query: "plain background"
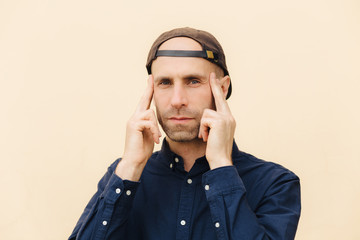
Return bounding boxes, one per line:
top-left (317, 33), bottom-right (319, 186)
top-left (1, 0), bottom-right (359, 239)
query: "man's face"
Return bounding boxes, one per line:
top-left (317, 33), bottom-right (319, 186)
top-left (151, 37), bottom-right (220, 142)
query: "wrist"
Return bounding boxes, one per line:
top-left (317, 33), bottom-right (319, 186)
top-left (115, 158), bottom-right (146, 181)
top-left (208, 158), bottom-right (233, 170)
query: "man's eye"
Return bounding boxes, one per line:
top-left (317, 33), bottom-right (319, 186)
top-left (189, 79), bottom-right (200, 85)
top-left (159, 80), bottom-right (171, 85)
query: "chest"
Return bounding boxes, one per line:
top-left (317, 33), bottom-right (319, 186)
top-left (128, 171), bottom-right (218, 240)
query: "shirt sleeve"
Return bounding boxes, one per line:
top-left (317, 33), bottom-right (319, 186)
top-left (68, 159), bottom-right (140, 240)
top-left (202, 166), bottom-right (301, 240)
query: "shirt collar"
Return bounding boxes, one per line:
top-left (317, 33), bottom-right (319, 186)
top-left (159, 139), bottom-right (185, 172)
top-left (158, 138), bottom-right (241, 174)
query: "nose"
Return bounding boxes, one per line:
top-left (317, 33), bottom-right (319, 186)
top-left (170, 83), bottom-right (188, 109)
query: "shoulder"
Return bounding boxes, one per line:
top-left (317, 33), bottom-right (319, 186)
top-left (233, 149), bottom-right (299, 181)
top-left (232, 150), bottom-right (300, 210)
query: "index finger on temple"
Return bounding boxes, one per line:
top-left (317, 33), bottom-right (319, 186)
top-left (136, 75), bottom-right (154, 112)
top-left (209, 72), bottom-right (230, 113)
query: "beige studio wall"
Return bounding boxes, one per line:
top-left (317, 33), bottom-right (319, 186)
top-left (1, 0), bottom-right (359, 239)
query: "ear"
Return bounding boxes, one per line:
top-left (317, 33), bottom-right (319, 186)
top-left (220, 76), bottom-right (231, 99)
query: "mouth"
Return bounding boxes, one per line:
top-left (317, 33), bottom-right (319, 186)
top-left (168, 116), bottom-right (194, 124)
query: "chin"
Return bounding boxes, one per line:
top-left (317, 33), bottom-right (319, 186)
top-left (165, 131), bottom-right (199, 143)
top-left (161, 120), bottom-right (200, 143)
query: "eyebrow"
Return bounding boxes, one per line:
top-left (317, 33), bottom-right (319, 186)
top-left (183, 74), bottom-right (207, 81)
top-left (154, 73), bottom-right (207, 82)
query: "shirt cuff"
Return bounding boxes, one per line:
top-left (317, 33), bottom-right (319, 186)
top-left (102, 172), bottom-right (140, 205)
top-left (202, 166), bottom-right (246, 198)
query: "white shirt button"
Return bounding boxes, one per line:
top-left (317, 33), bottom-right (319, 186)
top-left (102, 220), bottom-right (108, 226)
top-left (174, 157), bottom-right (179, 163)
top-left (126, 190), bottom-right (131, 196)
top-left (115, 188), bottom-right (121, 194)
top-left (215, 222), bottom-right (220, 228)
top-left (180, 220), bottom-right (186, 226)
top-left (187, 179), bottom-right (192, 184)
top-left (205, 184), bottom-right (210, 191)
top-left (170, 163), bottom-right (173, 168)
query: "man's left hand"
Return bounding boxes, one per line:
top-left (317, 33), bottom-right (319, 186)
top-left (198, 72), bottom-right (236, 170)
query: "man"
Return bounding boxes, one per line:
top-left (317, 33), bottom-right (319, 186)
top-left (69, 27), bottom-right (301, 240)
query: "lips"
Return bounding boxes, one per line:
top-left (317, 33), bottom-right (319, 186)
top-left (168, 116), bottom-right (194, 123)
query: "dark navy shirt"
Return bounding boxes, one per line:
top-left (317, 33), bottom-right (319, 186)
top-left (69, 141), bottom-right (301, 239)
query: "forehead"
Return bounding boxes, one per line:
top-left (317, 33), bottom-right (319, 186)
top-left (152, 57), bottom-right (213, 81)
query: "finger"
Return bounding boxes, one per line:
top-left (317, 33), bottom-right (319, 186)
top-left (130, 109), bottom-right (162, 140)
top-left (200, 118), bottom-right (214, 142)
top-left (198, 109), bottom-right (215, 141)
top-left (137, 120), bottom-right (161, 144)
top-left (198, 122), bottom-right (209, 142)
top-left (201, 108), bottom-right (219, 118)
top-left (198, 127), bottom-right (203, 140)
top-left (209, 72), bottom-right (230, 113)
top-left (199, 115), bottom-right (214, 142)
top-left (135, 75), bottom-right (154, 113)
top-left (139, 109), bottom-right (162, 138)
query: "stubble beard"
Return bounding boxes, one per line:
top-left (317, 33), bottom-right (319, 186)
top-left (156, 108), bottom-right (201, 142)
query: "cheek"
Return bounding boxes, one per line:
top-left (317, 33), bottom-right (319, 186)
top-left (153, 94), bottom-right (160, 110)
top-left (153, 90), bottom-right (166, 111)
top-left (195, 85), bottom-right (214, 108)
top-left (153, 87), bottom-right (174, 104)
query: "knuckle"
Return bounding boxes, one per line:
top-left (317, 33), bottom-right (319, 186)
top-left (145, 109), bottom-right (153, 114)
top-left (203, 109), bottom-right (210, 115)
top-left (145, 109), bottom-right (155, 117)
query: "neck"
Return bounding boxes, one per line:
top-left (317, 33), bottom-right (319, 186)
top-left (166, 137), bottom-right (207, 172)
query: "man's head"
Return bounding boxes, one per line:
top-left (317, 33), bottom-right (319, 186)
top-left (146, 27), bottom-right (231, 99)
top-left (146, 27), bottom-right (231, 142)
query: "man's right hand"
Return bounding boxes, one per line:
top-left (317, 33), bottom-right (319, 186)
top-left (115, 76), bottom-right (161, 181)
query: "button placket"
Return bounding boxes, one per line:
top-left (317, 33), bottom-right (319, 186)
top-left (175, 174), bottom-right (196, 239)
